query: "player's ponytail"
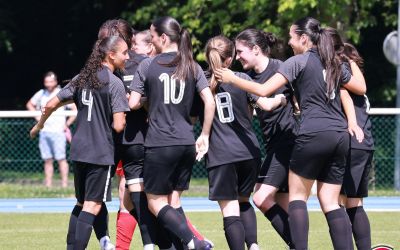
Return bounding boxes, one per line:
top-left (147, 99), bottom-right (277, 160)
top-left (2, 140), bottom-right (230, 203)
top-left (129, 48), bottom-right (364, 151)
top-left (152, 16), bottom-right (197, 81)
top-left (205, 36), bottom-right (235, 92)
top-left (235, 28), bottom-right (278, 57)
top-left (292, 17), bottom-right (341, 101)
top-left (71, 36), bottom-right (126, 89)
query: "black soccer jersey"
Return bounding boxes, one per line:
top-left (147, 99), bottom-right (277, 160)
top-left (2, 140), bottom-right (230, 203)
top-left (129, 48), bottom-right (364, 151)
top-left (115, 50), bottom-right (148, 145)
top-left (57, 66), bottom-right (130, 165)
top-left (130, 52), bottom-right (209, 147)
top-left (199, 72), bottom-right (261, 168)
top-left (247, 58), bottom-right (296, 149)
top-left (342, 63), bottom-right (374, 150)
top-left (278, 48), bottom-right (348, 135)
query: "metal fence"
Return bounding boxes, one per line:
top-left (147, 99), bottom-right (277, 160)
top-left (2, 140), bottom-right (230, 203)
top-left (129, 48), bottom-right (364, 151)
top-left (0, 110), bottom-right (399, 195)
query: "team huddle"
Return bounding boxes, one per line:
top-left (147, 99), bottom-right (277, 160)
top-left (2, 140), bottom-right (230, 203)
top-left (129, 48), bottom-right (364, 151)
top-left (30, 15), bottom-right (374, 250)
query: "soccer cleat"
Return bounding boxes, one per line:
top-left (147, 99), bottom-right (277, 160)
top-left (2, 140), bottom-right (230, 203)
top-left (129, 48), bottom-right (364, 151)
top-left (194, 239), bottom-right (213, 250)
top-left (249, 243), bottom-right (260, 250)
top-left (100, 236), bottom-right (116, 250)
top-left (203, 238), bottom-right (214, 248)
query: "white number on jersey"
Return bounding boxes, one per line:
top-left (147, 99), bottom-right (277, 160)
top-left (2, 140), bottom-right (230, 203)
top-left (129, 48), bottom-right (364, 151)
top-left (159, 73), bottom-right (185, 104)
top-left (82, 89), bottom-right (93, 121)
top-left (215, 92), bottom-right (234, 123)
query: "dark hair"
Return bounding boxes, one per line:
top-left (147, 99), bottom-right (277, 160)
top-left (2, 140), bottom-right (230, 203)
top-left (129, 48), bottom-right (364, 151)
top-left (71, 36), bottom-right (126, 89)
top-left (293, 17), bottom-right (341, 100)
top-left (98, 19), bottom-right (133, 49)
top-left (44, 71), bottom-right (57, 81)
top-left (344, 43), bottom-right (364, 70)
top-left (205, 35), bottom-right (235, 91)
top-left (235, 28), bottom-right (278, 56)
top-left (152, 16), bottom-right (197, 80)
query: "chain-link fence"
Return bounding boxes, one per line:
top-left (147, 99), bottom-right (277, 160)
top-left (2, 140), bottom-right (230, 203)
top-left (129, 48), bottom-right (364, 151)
top-left (0, 111), bottom-right (399, 195)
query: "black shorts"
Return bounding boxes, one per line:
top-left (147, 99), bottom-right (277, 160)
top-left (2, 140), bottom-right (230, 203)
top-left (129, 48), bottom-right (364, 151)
top-left (73, 162), bottom-right (112, 204)
top-left (208, 158), bottom-right (261, 201)
top-left (290, 131), bottom-right (349, 184)
top-left (341, 149), bottom-right (373, 198)
top-left (144, 145), bottom-right (195, 195)
top-left (258, 143), bottom-right (293, 193)
top-left (115, 144), bottom-right (145, 185)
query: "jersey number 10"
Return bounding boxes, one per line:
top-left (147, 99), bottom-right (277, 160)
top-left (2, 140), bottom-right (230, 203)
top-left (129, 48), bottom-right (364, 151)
top-left (159, 73), bottom-right (185, 104)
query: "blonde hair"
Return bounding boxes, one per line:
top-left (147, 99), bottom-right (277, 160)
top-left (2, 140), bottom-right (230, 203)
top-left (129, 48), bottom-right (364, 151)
top-left (205, 36), bottom-right (235, 92)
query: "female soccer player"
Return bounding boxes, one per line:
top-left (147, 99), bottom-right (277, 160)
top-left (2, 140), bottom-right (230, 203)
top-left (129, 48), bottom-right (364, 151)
top-left (234, 28), bottom-right (296, 248)
top-left (215, 17), bottom-right (362, 250)
top-left (129, 16), bottom-right (215, 250)
top-left (329, 29), bottom-right (373, 250)
top-left (30, 35), bottom-right (130, 250)
top-left (202, 35), bottom-right (286, 250)
top-left (134, 29), bottom-right (157, 57)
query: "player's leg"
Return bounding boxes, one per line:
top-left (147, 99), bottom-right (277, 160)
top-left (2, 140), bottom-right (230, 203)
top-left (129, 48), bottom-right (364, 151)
top-left (287, 132), bottom-right (335, 249)
top-left (67, 162), bottom-right (84, 249)
top-left (146, 145), bottom-right (211, 250)
top-left (252, 149), bottom-right (293, 248)
top-left (317, 131), bottom-right (353, 250)
top-left (208, 163), bottom-right (245, 250)
top-left (124, 144), bottom-right (160, 249)
top-left (343, 149), bottom-right (373, 250)
top-left (75, 164), bottom-right (112, 250)
top-left (237, 158), bottom-right (260, 250)
top-left (116, 172), bottom-right (137, 250)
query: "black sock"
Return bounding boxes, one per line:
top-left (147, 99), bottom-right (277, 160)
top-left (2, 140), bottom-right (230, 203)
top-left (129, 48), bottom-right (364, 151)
top-left (157, 205), bottom-right (193, 245)
top-left (170, 207), bottom-right (187, 250)
top-left (239, 202), bottom-right (257, 248)
top-left (346, 206), bottom-right (371, 250)
top-left (223, 216), bottom-right (245, 250)
top-left (325, 208), bottom-right (354, 250)
top-left (288, 200), bottom-right (308, 250)
top-left (130, 191), bottom-right (159, 245)
top-left (264, 203), bottom-right (294, 248)
top-left (66, 205), bottom-right (82, 250)
top-left (74, 211), bottom-right (96, 250)
top-left (93, 202), bottom-right (108, 240)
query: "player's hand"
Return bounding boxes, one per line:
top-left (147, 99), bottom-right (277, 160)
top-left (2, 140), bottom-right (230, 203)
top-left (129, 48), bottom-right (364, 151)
top-left (348, 122), bottom-right (364, 143)
top-left (275, 94), bottom-right (287, 106)
top-left (214, 68), bottom-right (235, 84)
top-left (30, 124), bottom-right (43, 139)
top-left (195, 134), bottom-right (209, 161)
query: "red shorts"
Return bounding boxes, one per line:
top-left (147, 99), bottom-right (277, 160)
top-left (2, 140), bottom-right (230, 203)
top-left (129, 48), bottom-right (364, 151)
top-left (116, 160), bottom-right (125, 177)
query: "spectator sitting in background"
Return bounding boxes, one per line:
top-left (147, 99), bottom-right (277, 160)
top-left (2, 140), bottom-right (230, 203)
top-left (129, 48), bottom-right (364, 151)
top-left (26, 71), bottom-right (76, 188)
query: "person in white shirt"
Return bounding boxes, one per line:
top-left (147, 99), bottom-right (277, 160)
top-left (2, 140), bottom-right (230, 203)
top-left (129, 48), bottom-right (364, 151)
top-left (26, 71), bottom-right (76, 188)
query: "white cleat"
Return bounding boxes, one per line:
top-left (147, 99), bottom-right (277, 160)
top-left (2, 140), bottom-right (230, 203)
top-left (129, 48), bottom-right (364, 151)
top-left (249, 243), bottom-right (260, 250)
top-left (99, 236), bottom-right (116, 250)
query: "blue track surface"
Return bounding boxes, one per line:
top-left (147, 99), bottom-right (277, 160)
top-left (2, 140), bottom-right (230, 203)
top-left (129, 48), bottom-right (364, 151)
top-left (0, 196), bottom-right (399, 213)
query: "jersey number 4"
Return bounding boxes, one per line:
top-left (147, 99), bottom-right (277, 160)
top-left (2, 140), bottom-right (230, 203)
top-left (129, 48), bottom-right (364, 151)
top-left (215, 92), bottom-right (234, 123)
top-left (159, 73), bottom-right (185, 104)
top-left (82, 89), bottom-right (93, 121)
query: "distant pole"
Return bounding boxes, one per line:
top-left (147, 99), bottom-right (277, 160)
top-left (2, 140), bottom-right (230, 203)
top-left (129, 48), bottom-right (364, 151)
top-left (395, 1), bottom-right (400, 191)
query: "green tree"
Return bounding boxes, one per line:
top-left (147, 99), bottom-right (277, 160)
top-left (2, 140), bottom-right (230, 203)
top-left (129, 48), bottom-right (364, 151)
top-left (122, 0), bottom-right (398, 106)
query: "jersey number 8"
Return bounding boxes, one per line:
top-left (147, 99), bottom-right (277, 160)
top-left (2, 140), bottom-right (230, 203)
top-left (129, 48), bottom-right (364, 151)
top-left (215, 92), bottom-right (234, 123)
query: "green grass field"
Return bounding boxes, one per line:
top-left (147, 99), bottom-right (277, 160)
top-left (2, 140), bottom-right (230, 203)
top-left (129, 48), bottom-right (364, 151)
top-left (0, 211), bottom-right (398, 250)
